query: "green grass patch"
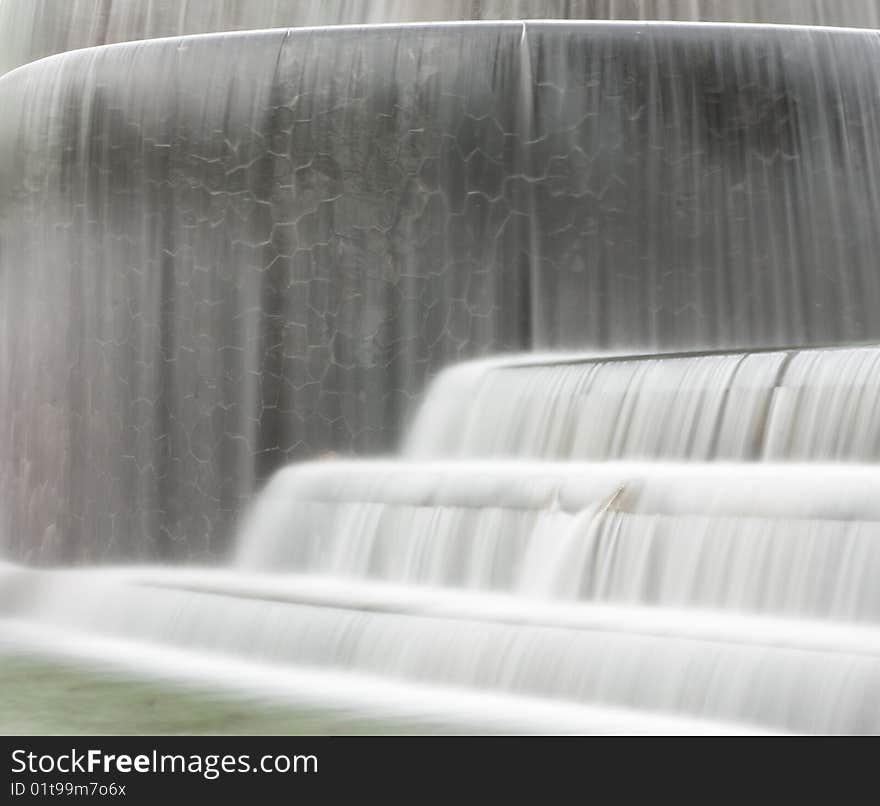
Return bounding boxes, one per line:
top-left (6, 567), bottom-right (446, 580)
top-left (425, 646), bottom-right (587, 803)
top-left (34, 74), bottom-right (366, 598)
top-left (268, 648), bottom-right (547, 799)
top-left (0, 651), bottom-right (472, 735)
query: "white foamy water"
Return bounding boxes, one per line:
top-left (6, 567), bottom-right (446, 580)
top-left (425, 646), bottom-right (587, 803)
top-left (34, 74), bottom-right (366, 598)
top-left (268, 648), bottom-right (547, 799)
top-left (236, 460), bottom-right (880, 623)
top-left (0, 563), bottom-right (877, 733)
top-left (405, 346), bottom-right (880, 461)
top-left (4, 345), bottom-right (880, 732)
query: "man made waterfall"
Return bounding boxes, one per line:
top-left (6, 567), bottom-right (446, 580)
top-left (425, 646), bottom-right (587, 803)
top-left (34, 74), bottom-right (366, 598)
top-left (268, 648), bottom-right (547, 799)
top-left (3, 344), bottom-right (880, 733)
top-left (4, 21), bottom-right (880, 562)
top-left (3, 8), bottom-right (880, 735)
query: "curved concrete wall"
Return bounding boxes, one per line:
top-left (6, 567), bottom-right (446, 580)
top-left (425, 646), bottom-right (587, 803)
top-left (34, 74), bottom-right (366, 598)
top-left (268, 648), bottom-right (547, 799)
top-left (4, 0), bottom-right (880, 74)
top-left (2, 21), bottom-right (880, 561)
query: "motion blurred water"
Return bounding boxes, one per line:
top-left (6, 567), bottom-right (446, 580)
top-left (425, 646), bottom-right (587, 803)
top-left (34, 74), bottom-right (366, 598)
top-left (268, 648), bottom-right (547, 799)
top-left (5, 344), bottom-right (880, 732)
top-left (4, 21), bottom-right (880, 561)
top-left (2, 9), bottom-right (880, 734)
top-left (407, 346), bottom-right (880, 460)
top-left (5, 0), bottom-right (880, 75)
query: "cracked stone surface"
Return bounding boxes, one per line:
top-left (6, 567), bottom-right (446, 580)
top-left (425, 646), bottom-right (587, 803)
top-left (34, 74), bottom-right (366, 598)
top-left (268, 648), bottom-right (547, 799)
top-left (2, 22), bottom-right (880, 561)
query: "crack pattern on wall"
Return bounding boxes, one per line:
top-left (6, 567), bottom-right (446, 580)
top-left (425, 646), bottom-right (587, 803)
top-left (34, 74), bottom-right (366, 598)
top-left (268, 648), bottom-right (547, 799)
top-left (2, 23), bottom-right (880, 561)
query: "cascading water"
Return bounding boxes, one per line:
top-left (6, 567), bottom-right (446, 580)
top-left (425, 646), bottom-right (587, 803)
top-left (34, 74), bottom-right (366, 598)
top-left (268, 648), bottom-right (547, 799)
top-left (5, 21), bottom-right (880, 563)
top-left (4, 343), bottom-right (880, 733)
top-left (3, 7), bottom-right (880, 735)
top-left (6, 0), bottom-right (880, 76)
top-left (406, 345), bottom-right (880, 460)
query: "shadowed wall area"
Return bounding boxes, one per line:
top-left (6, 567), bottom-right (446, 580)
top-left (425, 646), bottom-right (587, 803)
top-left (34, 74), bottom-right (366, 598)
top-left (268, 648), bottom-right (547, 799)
top-left (2, 22), bottom-right (880, 562)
